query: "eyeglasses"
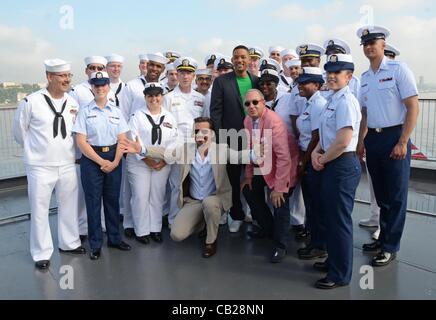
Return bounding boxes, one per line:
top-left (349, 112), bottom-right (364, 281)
top-left (197, 77), bottom-right (211, 82)
top-left (54, 73), bottom-right (74, 79)
top-left (88, 65), bottom-right (105, 71)
top-left (244, 99), bottom-right (263, 107)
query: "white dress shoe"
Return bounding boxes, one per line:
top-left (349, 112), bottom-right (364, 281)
top-left (228, 220), bottom-right (243, 233)
top-left (220, 212), bottom-right (228, 225)
top-left (372, 227), bottom-right (380, 240)
top-left (244, 212), bottom-right (253, 223)
top-left (359, 218), bottom-right (379, 228)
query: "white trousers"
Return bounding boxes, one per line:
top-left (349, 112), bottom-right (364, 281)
top-left (367, 161), bottom-right (381, 222)
top-left (289, 182), bottom-right (306, 226)
top-left (120, 160), bottom-right (134, 229)
top-left (127, 160), bottom-right (171, 236)
top-left (27, 164), bottom-right (81, 261)
top-left (168, 164), bottom-right (181, 225)
top-left (76, 165), bottom-right (106, 235)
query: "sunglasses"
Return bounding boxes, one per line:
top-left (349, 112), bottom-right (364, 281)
top-left (88, 65), bottom-right (105, 71)
top-left (244, 99), bottom-right (263, 107)
top-left (197, 77), bottom-right (211, 82)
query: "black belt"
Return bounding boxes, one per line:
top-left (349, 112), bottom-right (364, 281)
top-left (91, 144), bottom-right (117, 153)
top-left (368, 124), bottom-right (402, 133)
top-left (320, 150), bottom-right (356, 159)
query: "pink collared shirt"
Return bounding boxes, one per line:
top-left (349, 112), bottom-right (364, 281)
top-left (244, 108), bottom-right (299, 193)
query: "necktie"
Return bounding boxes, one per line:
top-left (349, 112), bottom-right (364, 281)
top-left (145, 114), bottom-right (165, 145)
top-left (43, 94), bottom-right (67, 139)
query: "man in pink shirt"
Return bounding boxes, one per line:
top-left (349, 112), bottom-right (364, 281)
top-left (241, 89), bottom-right (299, 263)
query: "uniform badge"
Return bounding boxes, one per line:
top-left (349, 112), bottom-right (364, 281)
top-left (328, 40), bottom-right (335, 47)
top-left (211, 54), bottom-right (216, 60)
top-left (262, 60), bottom-right (267, 66)
top-left (163, 122), bottom-right (173, 129)
top-left (96, 72), bottom-right (103, 78)
top-left (182, 59), bottom-right (190, 67)
top-left (70, 108), bottom-right (78, 115)
top-left (166, 52), bottom-right (172, 58)
top-left (299, 45), bottom-right (308, 55)
top-left (362, 29), bottom-right (370, 36)
top-left (249, 48), bottom-right (255, 55)
top-left (194, 100), bottom-right (204, 107)
top-left (220, 58), bottom-right (225, 65)
top-left (330, 55), bottom-right (338, 63)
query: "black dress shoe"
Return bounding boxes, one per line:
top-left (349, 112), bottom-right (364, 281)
top-left (270, 248), bottom-right (287, 263)
top-left (59, 246), bottom-right (86, 254)
top-left (35, 260), bottom-right (50, 270)
top-left (150, 232), bottom-right (163, 243)
top-left (108, 241), bottom-right (131, 251)
top-left (297, 245), bottom-right (313, 255)
top-left (202, 241), bottom-right (217, 258)
top-left (372, 252), bottom-right (396, 267)
top-left (315, 277), bottom-right (346, 289)
top-left (90, 250), bottom-right (101, 260)
top-left (298, 248), bottom-right (328, 260)
top-left (295, 228), bottom-right (309, 242)
top-left (313, 261), bottom-right (329, 273)
top-left (362, 240), bottom-right (381, 253)
top-left (136, 235), bottom-right (150, 245)
top-left (79, 235), bottom-right (87, 242)
top-left (124, 228), bottom-right (136, 239)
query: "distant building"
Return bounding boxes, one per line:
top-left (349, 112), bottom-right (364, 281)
top-left (419, 76), bottom-right (424, 87)
top-left (36, 83), bottom-right (46, 89)
top-left (0, 82), bottom-right (19, 88)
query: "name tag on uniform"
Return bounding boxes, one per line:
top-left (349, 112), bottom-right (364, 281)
top-left (194, 100), bottom-right (204, 107)
top-left (327, 108), bottom-right (335, 111)
top-left (379, 77), bottom-right (393, 83)
top-left (361, 83), bottom-right (368, 88)
top-left (163, 122), bottom-right (173, 129)
top-left (172, 102), bottom-right (181, 107)
top-left (109, 116), bottom-right (120, 120)
top-left (70, 108), bottom-right (78, 115)
top-left (87, 115), bottom-right (97, 119)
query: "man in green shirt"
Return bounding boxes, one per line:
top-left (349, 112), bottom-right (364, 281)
top-left (210, 45), bottom-right (259, 233)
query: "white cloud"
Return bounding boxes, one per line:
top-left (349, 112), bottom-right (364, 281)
top-left (360, 0), bottom-right (431, 11)
top-left (0, 24), bottom-right (55, 83)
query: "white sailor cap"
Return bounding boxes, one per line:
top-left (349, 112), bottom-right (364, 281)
top-left (260, 58), bottom-right (282, 72)
top-left (269, 46), bottom-right (284, 54)
top-left (195, 68), bottom-right (212, 76)
top-left (143, 82), bottom-right (164, 96)
top-left (166, 63), bottom-right (176, 72)
top-left (280, 49), bottom-right (298, 58)
top-left (174, 57), bottom-right (198, 72)
top-left (259, 68), bottom-right (280, 84)
top-left (296, 44), bottom-right (325, 58)
top-left (205, 53), bottom-right (221, 67)
top-left (214, 56), bottom-right (233, 70)
top-left (324, 54), bottom-right (355, 72)
top-left (248, 47), bottom-right (264, 59)
top-left (44, 59), bottom-right (71, 73)
top-left (165, 51), bottom-right (182, 62)
top-left (89, 71), bottom-right (110, 86)
top-left (357, 25), bottom-right (390, 45)
top-left (146, 52), bottom-right (169, 65)
top-left (84, 56), bottom-right (107, 66)
top-left (324, 38), bottom-right (351, 55)
top-left (138, 54), bottom-right (149, 61)
top-left (384, 44), bottom-right (400, 58)
top-left (285, 58), bottom-right (301, 68)
top-left (105, 54), bottom-right (125, 64)
top-left (295, 67), bottom-right (324, 84)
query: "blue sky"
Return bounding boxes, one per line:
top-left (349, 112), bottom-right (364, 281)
top-left (1, 0), bottom-right (434, 83)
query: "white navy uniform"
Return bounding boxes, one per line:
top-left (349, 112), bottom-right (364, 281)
top-left (12, 89), bottom-right (81, 262)
top-left (127, 107), bottom-right (179, 236)
top-left (119, 75), bottom-right (149, 121)
top-left (273, 87), bottom-right (306, 227)
top-left (278, 72), bottom-right (293, 92)
top-left (163, 86), bottom-right (205, 225)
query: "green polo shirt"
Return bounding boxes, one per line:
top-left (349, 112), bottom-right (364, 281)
top-left (236, 75), bottom-right (253, 115)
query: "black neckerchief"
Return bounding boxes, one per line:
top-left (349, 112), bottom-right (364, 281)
top-left (145, 114), bottom-right (165, 145)
top-left (43, 94), bottom-right (67, 139)
top-left (115, 83), bottom-right (123, 107)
